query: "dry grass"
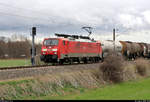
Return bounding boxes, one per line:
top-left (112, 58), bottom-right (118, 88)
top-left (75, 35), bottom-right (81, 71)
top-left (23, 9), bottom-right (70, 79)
top-left (122, 62), bottom-right (137, 81)
top-left (36, 69), bottom-right (100, 89)
top-left (0, 69), bottom-right (101, 99)
top-left (35, 55), bottom-right (46, 65)
top-left (135, 58), bottom-right (150, 76)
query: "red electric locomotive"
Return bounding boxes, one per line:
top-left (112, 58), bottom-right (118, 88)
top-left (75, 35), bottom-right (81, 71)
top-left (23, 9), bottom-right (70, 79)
top-left (40, 33), bottom-right (103, 64)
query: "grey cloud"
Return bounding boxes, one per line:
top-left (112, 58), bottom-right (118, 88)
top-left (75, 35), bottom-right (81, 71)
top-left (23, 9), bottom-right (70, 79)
top-left (0, 0), bottom-right (150, 40)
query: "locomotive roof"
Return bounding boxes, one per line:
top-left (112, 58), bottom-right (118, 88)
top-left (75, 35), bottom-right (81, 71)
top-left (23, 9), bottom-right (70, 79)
top-left (44, 37), bottom-right (68, 40)
top-left (44, 37), bottom-right (100, 43)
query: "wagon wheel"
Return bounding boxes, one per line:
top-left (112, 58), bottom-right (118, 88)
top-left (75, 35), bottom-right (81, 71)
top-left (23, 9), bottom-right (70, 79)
top-left (69, 59), bottom-right (73, 64)
top-left (78, 58), bottom-right (81, 64)
top-left (83, 58), bottom-right (88, 64)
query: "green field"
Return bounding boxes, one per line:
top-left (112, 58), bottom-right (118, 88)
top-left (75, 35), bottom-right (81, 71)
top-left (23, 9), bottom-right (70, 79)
top-left (0, 59), bottom-right (31, 67)
top-left (32, 77), bottom-right (150, 100)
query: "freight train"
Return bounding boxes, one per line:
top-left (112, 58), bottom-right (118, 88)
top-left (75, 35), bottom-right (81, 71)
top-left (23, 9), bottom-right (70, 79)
top-left (40, 33), bottom-right (150, 64)
top-left (101, 40), bottom-right (150, 59)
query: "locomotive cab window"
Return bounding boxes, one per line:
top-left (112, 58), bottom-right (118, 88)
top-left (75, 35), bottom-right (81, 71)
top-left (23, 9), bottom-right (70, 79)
top-left (101, 44), bottom-right (104, 46)
top-left (44, 39), bottom-right (59, 46)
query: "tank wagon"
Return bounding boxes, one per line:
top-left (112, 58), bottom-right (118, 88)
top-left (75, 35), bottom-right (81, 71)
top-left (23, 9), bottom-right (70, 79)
top-left (119, 41), bottom-right (142, 59)
top-left (40, 33), bottom-right (103, 64)
top-left (102, 40), bottom-right (150, 59)
top-left (101, 40), bottom-right (122, 57)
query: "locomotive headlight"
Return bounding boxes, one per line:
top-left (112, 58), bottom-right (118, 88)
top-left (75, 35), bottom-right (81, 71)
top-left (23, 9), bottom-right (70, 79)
top-left (54, 52), bottom-right (57, 54)
top-left (42, 49), bottom-right (47, 51)
top-left (52, 49), bottom-right (57, 51)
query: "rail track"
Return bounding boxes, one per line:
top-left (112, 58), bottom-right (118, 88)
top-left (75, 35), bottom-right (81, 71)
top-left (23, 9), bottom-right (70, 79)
top-left (0, 61), bottom-right (100, 71)
top-left (0, 58), bottom-right (146, 81)
top-left (0, 62), bottom-right (100, 81)
top-left (0, 64), bottom-right (52, 71)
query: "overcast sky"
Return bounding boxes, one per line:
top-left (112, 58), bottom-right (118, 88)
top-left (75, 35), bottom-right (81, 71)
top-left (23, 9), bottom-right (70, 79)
top-left (0, 0), bottom-right (150, 43)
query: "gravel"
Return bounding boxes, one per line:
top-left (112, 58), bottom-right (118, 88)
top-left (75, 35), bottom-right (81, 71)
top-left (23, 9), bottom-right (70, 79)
top-left (0, 63), bottom-right (100, 81)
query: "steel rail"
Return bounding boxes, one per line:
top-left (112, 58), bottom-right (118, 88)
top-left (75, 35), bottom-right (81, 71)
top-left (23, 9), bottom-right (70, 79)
top-left (0, 62), bottom-right (100, 71)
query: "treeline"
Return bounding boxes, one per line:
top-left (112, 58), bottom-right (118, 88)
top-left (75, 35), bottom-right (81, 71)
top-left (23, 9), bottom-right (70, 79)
top-left (0, 39), bottom-right (41, 59)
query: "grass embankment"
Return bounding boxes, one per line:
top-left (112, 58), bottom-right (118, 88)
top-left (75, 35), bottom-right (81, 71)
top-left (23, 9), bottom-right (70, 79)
top-left (1, 77), bottom-right (150, 100)
top-left (0, 59), bottom-right (31, 67)
top-left (34, 77), bottom-right (150, 100)
top-left (0, 69), bottom-right (100, 100)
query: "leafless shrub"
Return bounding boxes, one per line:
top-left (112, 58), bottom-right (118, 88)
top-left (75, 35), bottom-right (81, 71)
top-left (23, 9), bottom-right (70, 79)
top-left (99, 52), bottom-right (125, 83)
top-left (122, 62), bottom-right (137, 81)
top-left (135, 58), bottom-right (150, 76)
top-left (0, 41), bottom-right (7, 58)
top-left (0, 34), bottom-right (42, 59)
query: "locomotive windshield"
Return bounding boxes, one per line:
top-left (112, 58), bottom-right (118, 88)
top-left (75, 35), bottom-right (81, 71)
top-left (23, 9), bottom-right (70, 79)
top-left (44, 39), bottom-right (59, 46)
